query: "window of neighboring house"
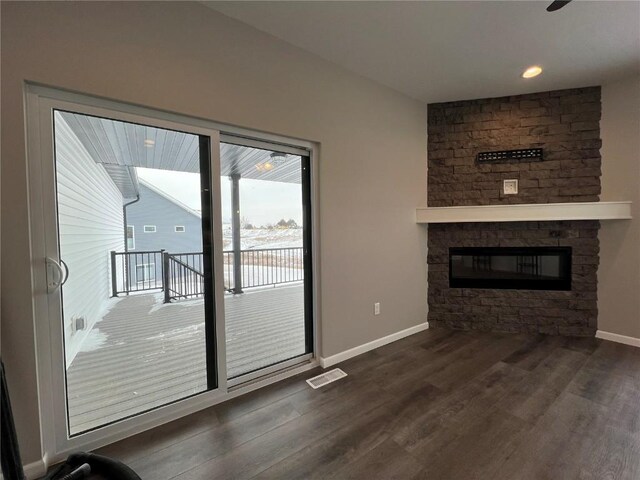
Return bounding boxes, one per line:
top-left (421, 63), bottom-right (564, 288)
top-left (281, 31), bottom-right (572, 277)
top-left (175, 226), bottom-right (186, 233)
top-left (136, 263), bottom-right (156, 283)
top-left (126, 225), bottom-right (135, 249)
top-left (144, 225), bottom-right (157, 233)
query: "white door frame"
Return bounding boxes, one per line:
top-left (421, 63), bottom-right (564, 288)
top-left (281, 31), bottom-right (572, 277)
top-left (25, 85), bottom-right (320, 465)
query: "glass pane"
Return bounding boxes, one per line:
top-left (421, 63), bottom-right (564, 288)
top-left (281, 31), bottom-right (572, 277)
top-left (449, 247), bottom-right (571, 290)
top-left (54, 110), bottom-right (213, 435)
top-left (220, 142), bottom-right (309, 379)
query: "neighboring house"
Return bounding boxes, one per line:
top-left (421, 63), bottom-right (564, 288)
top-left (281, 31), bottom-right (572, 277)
top-left (124, 181), bottom-right (203, 288)
top-left (126, 180), bottom-right (203, 254)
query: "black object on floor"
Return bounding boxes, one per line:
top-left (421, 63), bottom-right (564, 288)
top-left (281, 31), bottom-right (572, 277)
top-left (1, 358), bottom-right (26, 480)
top-left (44, 453), bottom-right (141, 480)
top-left (53, 463), bottom-right (91, 480)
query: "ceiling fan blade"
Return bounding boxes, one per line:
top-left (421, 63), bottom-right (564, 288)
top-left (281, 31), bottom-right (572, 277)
top-left (547, 0), bottom-right (572, 12)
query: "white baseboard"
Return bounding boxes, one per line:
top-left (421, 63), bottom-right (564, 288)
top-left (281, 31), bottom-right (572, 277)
top-left (320, 322), bottom-right (429, 368)
top-left (24, 458), bottom-right (47, 480)
top-left (596, 330), bottom-right (640, 348)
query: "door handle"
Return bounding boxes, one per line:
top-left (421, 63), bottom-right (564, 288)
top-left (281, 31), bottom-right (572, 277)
top-left (46, 257), bottom-right (64, 293)
top-left (60, 259), bottom-right (70, 286)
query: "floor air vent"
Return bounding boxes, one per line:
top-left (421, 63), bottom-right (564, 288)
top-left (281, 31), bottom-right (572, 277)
top-left (306, 368), bottom-right (347, 389)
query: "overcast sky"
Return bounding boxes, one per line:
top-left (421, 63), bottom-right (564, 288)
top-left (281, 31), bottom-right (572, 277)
top-left (136, 167), bottom-right (303, 226)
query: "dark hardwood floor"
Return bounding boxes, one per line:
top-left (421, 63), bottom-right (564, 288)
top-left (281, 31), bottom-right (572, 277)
top-left (96, 329), bottom-right (640, 479)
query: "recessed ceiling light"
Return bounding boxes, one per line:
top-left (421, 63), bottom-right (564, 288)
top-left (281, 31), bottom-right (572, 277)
top-left (522, 66), bottom-right (543, 79)
top-left (144, 139), bottom-right (155, 148)
top-left (255, 161), bottom-right (274, 172)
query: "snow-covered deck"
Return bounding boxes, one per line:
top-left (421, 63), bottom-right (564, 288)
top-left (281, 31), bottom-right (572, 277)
top-left (66, 283), bottom-right (305, 435)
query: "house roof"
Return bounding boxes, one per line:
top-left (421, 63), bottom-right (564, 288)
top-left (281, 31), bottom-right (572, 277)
top-left (59, 111), bottom-right (303, 194)
top-left (138, 178), bottom-right (202, 219)
top-left (103, 164), bottom-right (140, 200)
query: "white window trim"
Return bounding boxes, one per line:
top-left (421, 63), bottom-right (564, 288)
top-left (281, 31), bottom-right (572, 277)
top-left (127, 225), bottom-right (135, 249)
top-left (143, 225), bottom-right (157, 233)
top-left (175, 225), bottom-right (186, 232)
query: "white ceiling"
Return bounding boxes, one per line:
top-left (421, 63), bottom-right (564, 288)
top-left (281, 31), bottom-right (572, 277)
top-left (205, 1), bottom-right (640, 103)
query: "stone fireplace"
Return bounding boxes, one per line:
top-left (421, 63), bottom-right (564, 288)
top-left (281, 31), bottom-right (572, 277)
top-left (427, 87), bottom-right (602, 336)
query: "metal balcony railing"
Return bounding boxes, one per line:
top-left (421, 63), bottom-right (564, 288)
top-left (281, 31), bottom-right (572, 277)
top-left (110, 250), bottom-right (165, 296)
top-left (111, 246), bottom-right (304, 302)
top-left (163, 252), bottom-right (205, 303)
top-left (222, 247), bottom-right (304, 292)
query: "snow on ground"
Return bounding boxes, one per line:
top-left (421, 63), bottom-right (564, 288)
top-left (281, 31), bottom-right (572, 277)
top-left (66, 296), bottom-right (124, 365)
top-left (77, 328), bottom-right (109, 353)
top-left (222, 226), bottom-right (302, 250)
top-left (224, 265), bottom-right (304, 290)
top-left (149, 292), bottom-right (203, 314)
top-left (71, 228), bottom-right (302, 363)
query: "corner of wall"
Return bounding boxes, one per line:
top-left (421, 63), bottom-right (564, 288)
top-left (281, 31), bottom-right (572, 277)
top-left (598, 75), bottom-right (640, 342)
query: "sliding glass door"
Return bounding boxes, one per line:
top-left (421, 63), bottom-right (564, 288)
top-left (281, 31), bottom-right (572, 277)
top-left (51, 110), bottom-right (218, 435)
top-left (29, 88), bottom-right (314, 453)
top-left (219, 140), bottom-right (313, 381)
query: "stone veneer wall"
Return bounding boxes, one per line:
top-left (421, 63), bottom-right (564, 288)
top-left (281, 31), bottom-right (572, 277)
top-left (428, 221), bottom-right (599, 335)
top-left (427, 87), bottom-right (601, 336)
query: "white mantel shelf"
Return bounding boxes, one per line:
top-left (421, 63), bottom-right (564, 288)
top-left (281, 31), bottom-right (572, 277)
top-left (416, 201), bottom-right (632, 224)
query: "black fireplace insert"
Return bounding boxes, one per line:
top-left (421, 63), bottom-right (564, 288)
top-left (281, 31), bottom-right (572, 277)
top-left (449, 247), bottom-right (572, 290)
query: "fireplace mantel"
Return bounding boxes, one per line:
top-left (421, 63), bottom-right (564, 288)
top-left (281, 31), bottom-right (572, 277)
top-left (416, 201), bottom-right (632, 224)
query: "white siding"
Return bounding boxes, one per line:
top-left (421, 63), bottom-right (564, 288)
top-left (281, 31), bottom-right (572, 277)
top-left (54, 112), bottom-right (125, 366)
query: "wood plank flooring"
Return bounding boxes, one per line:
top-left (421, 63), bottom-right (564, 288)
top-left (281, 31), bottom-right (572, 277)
top-left (94, 329), bottom-right (640, 480)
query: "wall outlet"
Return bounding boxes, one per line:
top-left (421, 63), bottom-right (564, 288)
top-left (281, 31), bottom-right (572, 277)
top-left (374, 302), bottom-right (380, 315)
top-left (503, 179), bottom-right (518, 195)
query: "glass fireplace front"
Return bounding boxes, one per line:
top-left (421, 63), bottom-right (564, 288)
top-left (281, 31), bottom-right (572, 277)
top-left (449, 247), bottom-right (572, 291)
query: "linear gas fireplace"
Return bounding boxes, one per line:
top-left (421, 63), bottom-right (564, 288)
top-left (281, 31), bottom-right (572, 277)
top-left (449, 247), bottom-right (572, 291)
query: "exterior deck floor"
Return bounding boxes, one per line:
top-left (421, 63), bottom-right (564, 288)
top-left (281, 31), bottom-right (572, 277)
top-left (66, 283), bottom-right (305, 434)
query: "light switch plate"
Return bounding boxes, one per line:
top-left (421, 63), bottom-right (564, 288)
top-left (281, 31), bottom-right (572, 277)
top-left (503, 179), bottom-right (518, 195)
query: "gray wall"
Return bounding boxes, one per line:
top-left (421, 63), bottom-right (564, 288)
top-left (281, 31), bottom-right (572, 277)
top-left (599, 75), bottom-right (640, 340)
top-left (127, 184), bottom-right (203, 253)
top-left (1, 2), bottom-right (427, 464)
